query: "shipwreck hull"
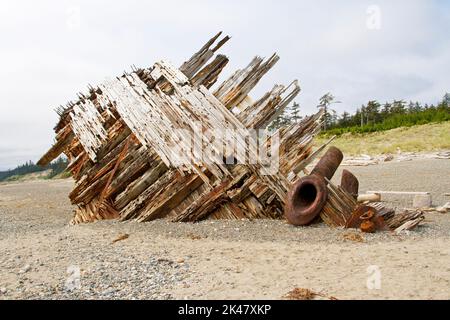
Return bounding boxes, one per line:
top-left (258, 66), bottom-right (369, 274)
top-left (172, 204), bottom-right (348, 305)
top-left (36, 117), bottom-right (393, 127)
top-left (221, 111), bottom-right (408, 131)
top-left (38, 32), bottom-right (325, 224)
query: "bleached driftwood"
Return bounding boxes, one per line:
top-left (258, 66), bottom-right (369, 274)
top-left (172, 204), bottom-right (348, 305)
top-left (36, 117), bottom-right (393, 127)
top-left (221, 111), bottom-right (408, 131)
top-left (357, 193), bottom-right (381, 203)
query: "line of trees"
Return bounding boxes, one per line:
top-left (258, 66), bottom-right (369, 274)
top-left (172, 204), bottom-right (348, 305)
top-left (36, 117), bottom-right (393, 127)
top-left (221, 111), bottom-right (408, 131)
top-left (0, 157), bottom-right (69, 182)
top-left (268, 101), bottom-right (302, 130)
top-left (269, 93), bottom-right (450, 135)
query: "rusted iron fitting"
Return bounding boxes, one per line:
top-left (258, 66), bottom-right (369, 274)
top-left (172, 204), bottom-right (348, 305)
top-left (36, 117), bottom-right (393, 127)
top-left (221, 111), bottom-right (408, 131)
top-left (340, 169), bottom-right (359, 199)
top-left (285, 147), bottom-right (344, 226)
top-left (285, 174), bottom-right (328, 225)
top-left (310, 146), bottom-right (343, 181)
top-left (346, 205), bottom-right (387, 233)
top-left (360, 220), bottom-right (376, 233)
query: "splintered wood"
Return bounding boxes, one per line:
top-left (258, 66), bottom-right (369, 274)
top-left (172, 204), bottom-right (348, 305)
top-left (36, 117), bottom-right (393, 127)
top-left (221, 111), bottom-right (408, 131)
top-left (320, 181), bottom-right (358, 227)
top-left (38, 32), bottom-right (324, 224)
top-left (320, 182), bottom-right (425, 232)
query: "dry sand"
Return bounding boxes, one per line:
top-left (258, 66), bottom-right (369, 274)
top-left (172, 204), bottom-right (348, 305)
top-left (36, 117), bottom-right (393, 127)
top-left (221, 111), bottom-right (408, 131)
top-left (0, 158), bottom-right (449, 300)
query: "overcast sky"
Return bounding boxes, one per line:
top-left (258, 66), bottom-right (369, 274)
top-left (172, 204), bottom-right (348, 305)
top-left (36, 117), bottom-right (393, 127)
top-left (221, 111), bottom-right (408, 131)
top-left (0, 0), bottom-right (448, 170)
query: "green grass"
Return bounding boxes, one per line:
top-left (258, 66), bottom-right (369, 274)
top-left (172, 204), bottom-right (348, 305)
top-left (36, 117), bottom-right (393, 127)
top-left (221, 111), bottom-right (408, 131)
top-left (5, 175), bottom-right (21, 182)
top-left (52, 170), bottom-right (72, 179)
top-left (315, 121), bottom-right (450, 155)
top-left (323, 109), bottom-right (450, 136)
top-left (1, 169), bottom-right (71, 183)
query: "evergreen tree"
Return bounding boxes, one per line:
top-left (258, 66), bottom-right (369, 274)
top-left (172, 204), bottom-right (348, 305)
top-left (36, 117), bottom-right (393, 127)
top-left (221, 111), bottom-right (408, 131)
top-left (360, 105), bottom-right (366, 127)
top-left (438, 93), bottom-right (450, 111)
top-left (339, 111), bottom-right (351, 127)
top-left (408, 101), bottom-right (415, 113)
top-left (320, 95), bottom-right (450, 136)
top-left (413, 101), bottom-right (422, 113)
top-left (290, 101), bottom-right (302, 124)
top-left (443, 93), bottom-right (450, 105)
top-left (391, 100), bottom-right (406, 114)
top-left (365, 100), bottom-right (381, 124)
top-left (268, 112), bottom-right (290, 131)
top-left (381, 102), bottom-right (391, 119)
top-left (0, 157), bottom-right (69, 182)
top-left (318, 92), bottom-right (340, 130)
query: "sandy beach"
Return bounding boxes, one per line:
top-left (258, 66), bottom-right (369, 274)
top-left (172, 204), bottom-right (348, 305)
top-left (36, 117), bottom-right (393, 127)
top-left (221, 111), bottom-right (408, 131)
top-left (0, 158), bottom-right (449, 300)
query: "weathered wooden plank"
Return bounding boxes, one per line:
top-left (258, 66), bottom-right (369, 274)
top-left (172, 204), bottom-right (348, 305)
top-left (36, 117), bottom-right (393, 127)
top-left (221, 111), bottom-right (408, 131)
top-left (37, 125), bottom-right (74, 166)
top-left (114, 161), bottom-right (168, 210)
top-left (70, 99), bottom-right (107, 161)
top-left (190, 54), bottom-right (229, 89)
top-left (214, 54), bottom-right (279, 110)
top-left (180, 31), bottom-right (230, 78)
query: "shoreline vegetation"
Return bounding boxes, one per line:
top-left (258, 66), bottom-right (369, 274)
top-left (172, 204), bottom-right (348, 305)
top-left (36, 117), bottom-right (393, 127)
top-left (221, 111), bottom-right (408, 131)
top-left (315, 121), bottom-right (450, 156)
top-left (0, 157), bottom-right (69, 182)
top-left (270, 93), bottom-right (450, 136)
top-left (322, 106), bottom-right (450, 137)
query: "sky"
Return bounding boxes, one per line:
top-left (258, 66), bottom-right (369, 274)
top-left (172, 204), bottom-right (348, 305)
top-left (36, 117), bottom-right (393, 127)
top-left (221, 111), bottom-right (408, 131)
top-left (0, 0), bottom-right (449, 170)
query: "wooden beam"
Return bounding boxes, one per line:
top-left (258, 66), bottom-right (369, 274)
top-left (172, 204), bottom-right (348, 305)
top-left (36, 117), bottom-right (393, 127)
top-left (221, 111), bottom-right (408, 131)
top-left (366, 191), bottom-right (430, 195)
top-left (37, 126), bottom-right (74, 166)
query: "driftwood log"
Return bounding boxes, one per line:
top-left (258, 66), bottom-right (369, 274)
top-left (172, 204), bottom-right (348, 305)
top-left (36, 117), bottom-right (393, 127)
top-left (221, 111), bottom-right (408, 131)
top-left (357, 193), bottom-right (382, 203)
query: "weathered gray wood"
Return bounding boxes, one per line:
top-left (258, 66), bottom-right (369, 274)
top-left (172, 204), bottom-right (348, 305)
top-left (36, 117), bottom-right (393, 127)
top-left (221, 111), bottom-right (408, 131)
top-left (190, 54), bottom-right (229, 89)
top-left (114, 161), bottom-right (168, 210)
top-left (357, 193), bottom-right (382, 203)
top-left (40, 32), bottom-right (327, 226)
top-left (366, 190), bottom-right (430, 195)
top-left (214, 54), bottom-right (279, 110)
top-left (37, 126), bottom-right (74, 166)
top-left (180, 31), bottom-right (230, 78)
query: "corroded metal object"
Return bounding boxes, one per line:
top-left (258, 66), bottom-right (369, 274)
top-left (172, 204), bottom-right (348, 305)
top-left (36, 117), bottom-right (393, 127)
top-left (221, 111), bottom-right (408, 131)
top-left (285, 174), bottom-right (328, 226)
top-left (346, 205), bottom-right (376, 228)
top-left (346, 205), bottom-right (388, 232)
top-left (360, 220), bottom-right (376, 233)
top-left (286, 147), bottom-right (344, 226)
top-left (310, 146), bottom-right (343, 180)
top-left (340, 169), bottom-right (359, 199)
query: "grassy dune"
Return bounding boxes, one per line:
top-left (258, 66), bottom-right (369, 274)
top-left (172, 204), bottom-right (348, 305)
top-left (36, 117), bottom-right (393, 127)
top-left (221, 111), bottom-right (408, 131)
top-left (1, 169), bottom-right (71, 182)
top-left (3, 170), bottom-right (52, 182)
top-left (315, 121), bottom-right (450, 155)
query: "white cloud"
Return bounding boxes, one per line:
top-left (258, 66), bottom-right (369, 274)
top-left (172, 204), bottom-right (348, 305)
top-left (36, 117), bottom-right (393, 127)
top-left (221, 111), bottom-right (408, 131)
top-left (0, 0), bottom-right (448, 170)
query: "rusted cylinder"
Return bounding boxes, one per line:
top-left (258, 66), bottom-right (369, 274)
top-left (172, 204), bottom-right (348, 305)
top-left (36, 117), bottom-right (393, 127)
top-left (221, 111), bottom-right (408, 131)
top-left (311, 146), bottom-right (343, 181)
top-left (340, 169), bottom-right (359, 199)
top-left (285, 174), bottom-right (328, 226)
top-left (285, 147), bottom-right (344, 226)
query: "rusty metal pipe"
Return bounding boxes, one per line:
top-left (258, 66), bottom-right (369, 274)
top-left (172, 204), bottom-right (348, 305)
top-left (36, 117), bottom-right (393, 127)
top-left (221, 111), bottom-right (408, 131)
top-left (340, 169), bottom-right (359, 199)
top-left (310, 146), bottom-right (343, 181)
top-left (285, 147), bottom-right (344, 226)
top-left (285, 174), bottom-right (328, 226)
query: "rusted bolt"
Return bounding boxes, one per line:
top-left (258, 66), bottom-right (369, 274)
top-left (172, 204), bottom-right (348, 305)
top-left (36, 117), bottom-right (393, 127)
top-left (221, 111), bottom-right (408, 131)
top-left (285, 174), bottom-right (328, 226)
top-left (340, 169), bottom-right (359, 199)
